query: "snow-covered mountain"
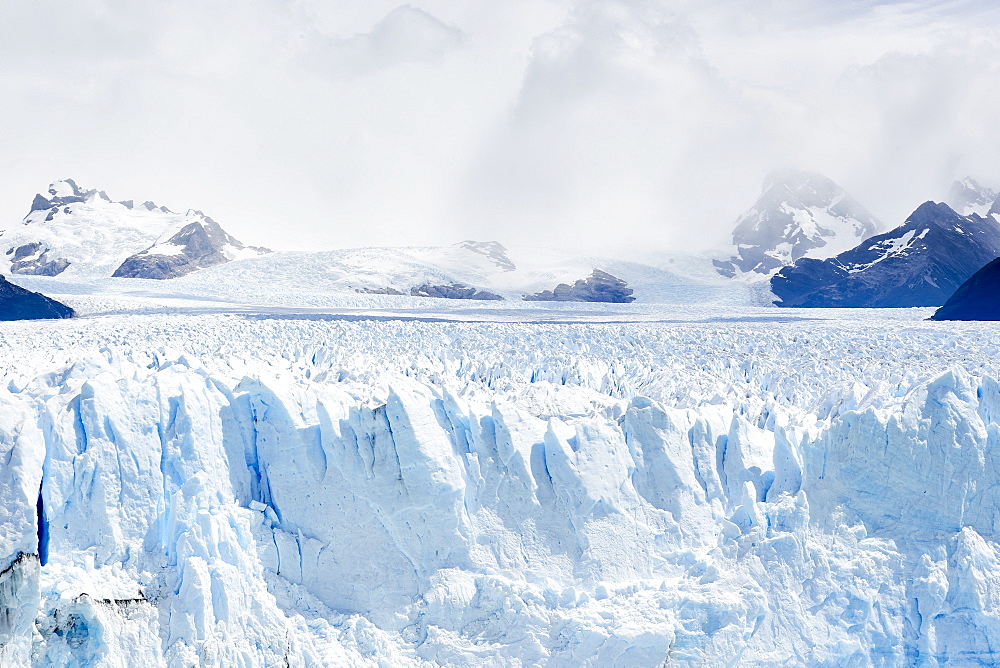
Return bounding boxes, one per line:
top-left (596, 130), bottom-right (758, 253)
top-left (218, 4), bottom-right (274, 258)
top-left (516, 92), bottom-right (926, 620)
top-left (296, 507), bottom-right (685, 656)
top-left (946, 177), bottom-right (998, 216)
top-left (0, 180), bottom-right (267, 279)
top-left (772, 201), bottom-right (1000, 307)
top-left (714, 170), bottom-right (881, 278)
top-left (0, 180), bottom-right (772, 305)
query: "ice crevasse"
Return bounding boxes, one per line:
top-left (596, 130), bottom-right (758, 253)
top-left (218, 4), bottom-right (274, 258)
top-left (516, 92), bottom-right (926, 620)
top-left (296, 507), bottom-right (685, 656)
top-left (3, 347), bottom-right (1000, 665)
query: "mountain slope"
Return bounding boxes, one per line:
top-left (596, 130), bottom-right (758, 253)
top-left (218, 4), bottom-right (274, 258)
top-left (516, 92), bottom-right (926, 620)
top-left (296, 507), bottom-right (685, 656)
top-left (0, 276), bottom-right (73, 320)
top-left (113, 213), bottom-right (269, 279)
top-left (772, 201), bottom-right (1000, 307)
top-left (931, 257), bottom-right (1000, 320)
top-left (714, 170), bottom-right (881, 277)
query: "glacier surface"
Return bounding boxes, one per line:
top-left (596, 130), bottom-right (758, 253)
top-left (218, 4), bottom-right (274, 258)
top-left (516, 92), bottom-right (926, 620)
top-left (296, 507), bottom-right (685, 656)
top-left (2, 309), bottom-right (1000, 665)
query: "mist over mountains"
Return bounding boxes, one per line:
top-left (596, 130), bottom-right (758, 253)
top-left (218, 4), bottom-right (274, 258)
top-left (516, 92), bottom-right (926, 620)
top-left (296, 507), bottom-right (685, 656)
top-left (8, 171), bottom-right (1000, 313)
top-left (4, 2), bottom-right (1000, 255)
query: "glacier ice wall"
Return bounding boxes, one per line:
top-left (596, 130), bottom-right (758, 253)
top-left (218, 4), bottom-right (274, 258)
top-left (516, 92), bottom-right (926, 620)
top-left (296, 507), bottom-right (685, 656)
top-left (1, 315), bottom-right (1000, 665)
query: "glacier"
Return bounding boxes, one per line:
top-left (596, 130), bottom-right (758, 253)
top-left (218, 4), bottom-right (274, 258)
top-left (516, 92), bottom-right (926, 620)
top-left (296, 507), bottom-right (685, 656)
top-left (2, 310), bottom-right (1000, 665)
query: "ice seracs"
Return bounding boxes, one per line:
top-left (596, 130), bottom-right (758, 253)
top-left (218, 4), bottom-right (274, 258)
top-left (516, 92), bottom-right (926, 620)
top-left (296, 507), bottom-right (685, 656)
top-left (1, 180), bottom-right (266, 279)
top-left (2, 313), bottom-right (1000, 664)
top-left (714, 170), bottom-right (881, 278)
top-left (772, 201), bottom-right (1000, 307)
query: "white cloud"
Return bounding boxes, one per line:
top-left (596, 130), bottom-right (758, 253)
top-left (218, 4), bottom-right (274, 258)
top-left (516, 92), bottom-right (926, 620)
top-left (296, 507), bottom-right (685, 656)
top-left (306, 5), bottom-right (465, 76)
top-left (1, 0), bottom-right (999, 256)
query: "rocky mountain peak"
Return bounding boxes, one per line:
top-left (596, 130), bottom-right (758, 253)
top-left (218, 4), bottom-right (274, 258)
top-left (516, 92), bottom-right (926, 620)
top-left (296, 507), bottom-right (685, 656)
top-left (113, 214), bottom-right (270, 280)
top-left (947, 177), bottom-right (998, 217)
top-left (30, 179), bottom-right (88, 213)
top-left (47, 179), bottom-right (82, 199)
top-left (714, 170), bottom-right (881, 278)
top-left (771, 200), bottom-right (1000, 308)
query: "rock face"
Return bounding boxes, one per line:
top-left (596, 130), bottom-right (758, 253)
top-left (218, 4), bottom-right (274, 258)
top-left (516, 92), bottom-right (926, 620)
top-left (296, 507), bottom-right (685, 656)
top-left (524, 269), bottom-right (635, 303)
top-left (714, 171), bottom-right (881, 278)
top-left (113, 213), bottom-right (270, 280)
top-left (0, 275), bottom-right (73, 320)
top-left (6, 243), bottom-right (70, 276)
top-left (28, 178), bottom-right (95, 212)
top-left (1, 179), bottom-right (265, 278)
top-left (931, 257), bottom-right (1000, 320)
top-left (947, 177), bottom-right (998, 217)
top-left (772, 201), bottom-right (1000, 308)
top-left (410, 283), bottom-right (504, 300)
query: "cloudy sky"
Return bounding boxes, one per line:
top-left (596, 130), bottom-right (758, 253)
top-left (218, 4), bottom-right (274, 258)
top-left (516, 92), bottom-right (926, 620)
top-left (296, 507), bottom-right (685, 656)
top-left (2, 0), bottom-right (1000, 257)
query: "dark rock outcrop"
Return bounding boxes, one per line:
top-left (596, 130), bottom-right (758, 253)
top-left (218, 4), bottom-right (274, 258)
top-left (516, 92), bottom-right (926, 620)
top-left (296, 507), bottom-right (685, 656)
top-left (113, 215), bottom-right (270, 280)
top-left (5, 243), bottom-right (71, 276)
top-left (410, 284), bottom-right (503, 300)
top-left (0, 276), bottom-right (73, 320)
top-left (772, 202), bottom-right (1000, 308)
top-left (358, 287), bottom-right (405, 295)
top-left (30, 194), bottom-right (51, 212)
top-left (457, 241), bottom-right (516, 272)
top-left (523, 269), bottom-right (635, 303)
top-left (28, 179), bottom-right (86, 213)
top-left (930, 257), bottom-right (1000, 320)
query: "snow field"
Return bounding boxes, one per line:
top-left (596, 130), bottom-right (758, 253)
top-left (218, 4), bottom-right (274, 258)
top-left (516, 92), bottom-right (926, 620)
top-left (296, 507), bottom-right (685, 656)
top-left (1, 311), bottom-right (1000, 665)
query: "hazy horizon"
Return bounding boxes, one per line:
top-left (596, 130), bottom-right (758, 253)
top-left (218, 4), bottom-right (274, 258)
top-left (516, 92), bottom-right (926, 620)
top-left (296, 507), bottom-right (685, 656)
top-left (3, 0), bottom-right (1000, 259)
